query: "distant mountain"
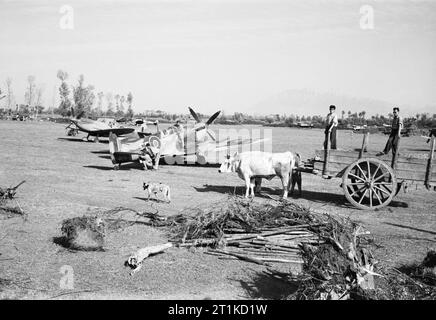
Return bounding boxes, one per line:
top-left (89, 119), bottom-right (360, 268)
top-left (251, 89), bottom-right (423, 117)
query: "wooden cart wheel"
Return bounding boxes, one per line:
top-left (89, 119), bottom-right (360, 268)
top-left (342, 158), bottom-right (397, 210)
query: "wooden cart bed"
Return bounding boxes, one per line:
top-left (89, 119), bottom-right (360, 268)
top-left (313, 149), bottom-right (436, 183)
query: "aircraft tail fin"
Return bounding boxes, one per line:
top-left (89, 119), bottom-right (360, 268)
top-left (76, 110), bottom-right (85, 119)
top-left (70, 106), bottom-right (85, 119)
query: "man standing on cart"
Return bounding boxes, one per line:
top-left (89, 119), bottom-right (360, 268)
top-left (377, 107), bottom-right (403, 156)
top-left (324, 105), bottom-right (338, 150)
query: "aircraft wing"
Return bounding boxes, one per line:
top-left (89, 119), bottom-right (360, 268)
top-left (90, 127), bottom-right (136, 137)
top-left (193, 137), bottom-right (270, 162)
top-left (159, 137), bottom-right (269, 158)
top-left (201, 137), bottom-right (270, 153)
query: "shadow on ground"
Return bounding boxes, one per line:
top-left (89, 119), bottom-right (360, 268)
top-left (193, 184), bottom-right (351, 206)
top-left (57, 137), bottom-right (109, 144)
top-left (193, 184), bottom-right (280, 199)
top-left (158, 161), bottom-right (220, 168)
top-left (84, 163), bottom-right (142, 171)
top-left (383, 222), bottom-right (436, 236)
top-left (52, 236), bottom-right (105, 252)
top-left (83, 165), bottom-right (115, 171)
top-left (236, 269), bottom-right (299, 299)
top-left (193, 184), bottom-right (408, 211)
top-left (133, 196), bottom-right (169, 204)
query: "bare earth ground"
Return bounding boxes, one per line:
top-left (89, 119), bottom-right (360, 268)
top-left (0, 120), bottom-right (435, 300)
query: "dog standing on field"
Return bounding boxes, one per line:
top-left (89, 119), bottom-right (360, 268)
top-left (143, 182), bottom-right (171, 202)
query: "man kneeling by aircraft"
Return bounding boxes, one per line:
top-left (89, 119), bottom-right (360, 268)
top-left (139, 143), bottom-right (159, 170)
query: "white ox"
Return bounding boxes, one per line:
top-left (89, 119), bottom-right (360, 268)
top-left (218, 151), bottom-right (301, 198)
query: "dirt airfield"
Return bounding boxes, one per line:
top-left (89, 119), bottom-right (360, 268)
top-left (0, 120), bottom-right (435, 299)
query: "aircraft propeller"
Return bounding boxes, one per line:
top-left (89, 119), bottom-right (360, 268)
top-left (189, 108), bottom-right (221, 141)
top-left (206, 111), bottom-right (221, 126)
top-left (188, 107), bottom-right (201, 123)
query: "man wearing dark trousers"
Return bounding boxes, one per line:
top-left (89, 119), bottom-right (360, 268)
top-left (324, 105), bottom-right (338, 149)
top-left (377, 107), bottom-right (403, 156)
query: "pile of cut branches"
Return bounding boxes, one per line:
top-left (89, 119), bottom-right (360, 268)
top-left (286, 214), bottom-right (435, 300)
top-left (289, 222), bottom-right (376, 300)
top-left (0, 181), bottom-right (26, 219)
top-left (169, 196), bottom-right (317, 244)
top-left (90, 206), bottom-right (186, 230)
top-left (157, 197), bottom-right (327, 265)
top-left (365, 250), bottom-right (436, 300)
top-left (399, 250), bottom-right (436, 287)
top-left (366, 264), bottom-right (436, 300)
top-left (161, 197), bottom-right (386, 298)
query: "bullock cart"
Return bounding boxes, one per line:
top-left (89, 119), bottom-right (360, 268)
top-left (297, 132), bottom-right (436, 210)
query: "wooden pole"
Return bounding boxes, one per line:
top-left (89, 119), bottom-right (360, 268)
top-left (212, 249), bottom-right (265, 265)
top-left (323, 131), bottom-right (331, 176)
top-left (227, 136), bottom-right (230, 158)
top-left (359, 131), bottom-right (369, 159)
top-left (425, 136), bottom-right (435, 189)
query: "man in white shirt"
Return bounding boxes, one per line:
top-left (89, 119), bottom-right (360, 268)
top-left (324, 105), bottom-right (338, 150)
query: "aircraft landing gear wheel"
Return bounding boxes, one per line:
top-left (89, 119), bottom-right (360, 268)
top-left (196, 154), bottom-right (207, 165)
top-left (342, 158), bottom-right (397, 210)
top-left (113, 164), bottom-right (120, 170)
top-left (66, 128), bottom-right (77, 136)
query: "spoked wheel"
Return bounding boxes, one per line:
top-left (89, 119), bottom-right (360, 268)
top-left (66, 128), bottom-right (77, 136)
top-left (342, 158), bottom-right (397, 210)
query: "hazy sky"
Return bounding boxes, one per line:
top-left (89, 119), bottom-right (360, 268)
top-left (1, 0), bottom-right (435, 115)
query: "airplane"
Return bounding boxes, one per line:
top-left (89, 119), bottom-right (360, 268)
top-left (108, 107), bottom-right (268, 170)
top-left (65, 109), bottom-right (136, 142)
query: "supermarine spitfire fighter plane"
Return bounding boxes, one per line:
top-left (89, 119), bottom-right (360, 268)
top-left (65, 111), bottom-right (136, 142)
top-left (108, 107), bottom-right (267, 169)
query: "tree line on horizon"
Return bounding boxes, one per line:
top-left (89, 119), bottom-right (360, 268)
top-left (56, 70), bottom-right (134, 119)
top-left (0, 71), bottom-right (134, 120)
top-left (216, 111), bottom-right (436, 129)
top-left (1, 73), bottom-right (435, 128)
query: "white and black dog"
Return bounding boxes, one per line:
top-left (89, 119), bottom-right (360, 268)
top-left (143, 182), bottom-right (171, 202)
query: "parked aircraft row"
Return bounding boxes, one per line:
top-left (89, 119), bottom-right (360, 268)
top-left (63, 107), bottom-right (268, 170)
